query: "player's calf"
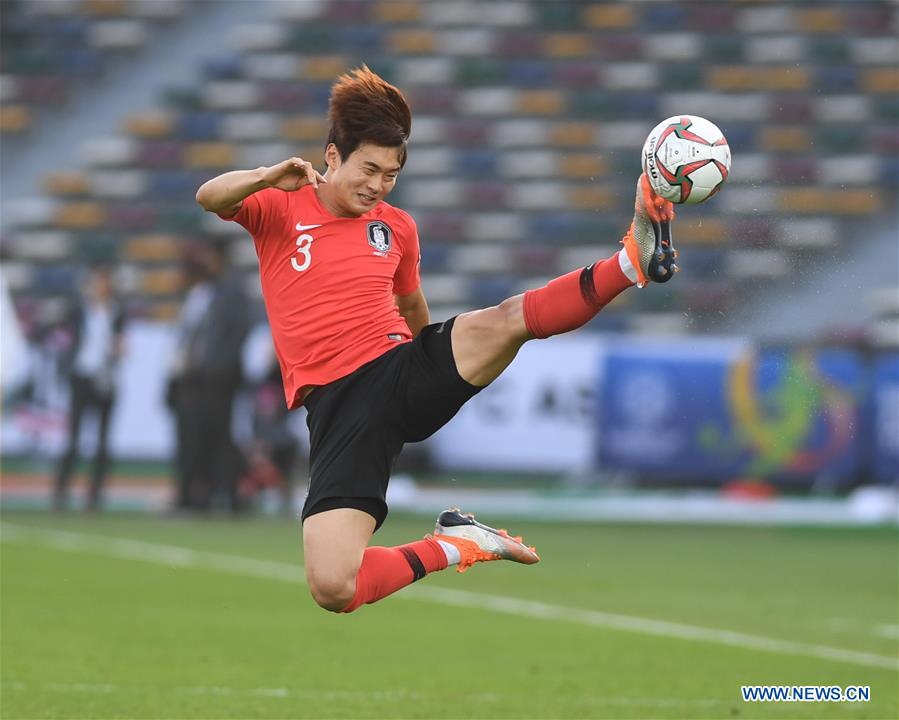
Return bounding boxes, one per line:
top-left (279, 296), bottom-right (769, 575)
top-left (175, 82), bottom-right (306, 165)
top-left (522, 173), bottom-right (676, 339)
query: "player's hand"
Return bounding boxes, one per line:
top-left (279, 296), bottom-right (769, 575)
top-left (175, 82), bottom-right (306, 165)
top-left (261, 157), bottom-right (328, 191)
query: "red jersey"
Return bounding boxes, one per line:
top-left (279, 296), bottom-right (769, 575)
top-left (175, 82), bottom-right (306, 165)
top-left (225, 185), bottom-right (420, 409)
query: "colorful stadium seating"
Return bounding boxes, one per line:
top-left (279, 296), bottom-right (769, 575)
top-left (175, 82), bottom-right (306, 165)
top-left (1, 0), bottom-right (896, 332)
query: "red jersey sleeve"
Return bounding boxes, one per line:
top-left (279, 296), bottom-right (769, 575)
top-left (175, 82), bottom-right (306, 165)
top-left (392, 212), bottom-right (421, 296)
top-left (222, 187), bottom-right (286, 237)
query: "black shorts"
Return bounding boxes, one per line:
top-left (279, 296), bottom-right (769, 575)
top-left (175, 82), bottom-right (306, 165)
top-left (301, 316), bottom-right (481, 530)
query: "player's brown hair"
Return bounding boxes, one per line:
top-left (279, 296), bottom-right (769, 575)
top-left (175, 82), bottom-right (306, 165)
top-left (326, 65), bottom-right (412, 167)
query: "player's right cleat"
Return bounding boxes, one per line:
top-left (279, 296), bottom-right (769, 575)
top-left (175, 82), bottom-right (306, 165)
top-left (433, 508), bottom-right (540, 573)
top-left (621, 173), bottom-right (677, 288)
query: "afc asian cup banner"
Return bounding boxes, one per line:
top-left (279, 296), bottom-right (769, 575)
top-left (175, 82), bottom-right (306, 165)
top-left (872, 354), bottom-right (899, 483)
top-left (598, 341), bottom-right (863, 480)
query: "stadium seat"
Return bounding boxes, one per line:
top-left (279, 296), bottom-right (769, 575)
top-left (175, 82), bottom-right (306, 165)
top-left (453, 148), bottom-right (499, 178)
top-left (689, 4), bottom-right (735, 32)
top-left (140, 267), bottom-right (182, 296)
top-left (759, 127), bottom-right (809, 152)
top-left (505, 60), bottom-right (552, 88)
top-left (704, 36), bottom-right (743, 63)
top-left (817, 125), bottom-right (865, 153)
top-left (676, 218), bottom-right (728, 246)
top-left (447, 244), bottom-right (514, 274)
top-left (542, 33), bottom-right (591, 59)
top-left (582, 4), bottom-right (635, 29)
top-left (88, 169), bottom-right (148, 198)
top-left (455, 58), bottom-right (504, 87)
top-left (125, 111), bottom-right (174, 138)
top-left (797, 7), bottom-right (843, 33)
top-left (463, 180), bottom-right (507, 209)
top-left (775, 218), bottom-right (839, 248)
top-left (469, 275), bottom-right (517, 305)
top-left (8, 231), bottom-right (72, 261)
top-left (387, 29), bottom-right (436, 55)
top-left (54, 202), bottom-right (106, 229)
top-left (602, 63), bottom-right (659, 91)
top-left (132, 139), bottom-right (183, 169)
top-left (500, 150), bottom-right (559, 179)
top-left (464, 212), bottom-right (526, 243)
top-left (863, 68), bottom-right (899, 94)
top-left (445, 118), bottom-right (488, 145)
top-left (0, 105), bottom-right (32, 133)
top-left (772, 157), bottom-right (816, 184)
top-left (551, 62), bottom-right (598, 89)
top-left (184, 142), bottom-right (237, 169)
top-left (435, 29), bottom-right (496, 57)
top-left (488, 118), bottom-right (548, 147)
top-left (516, 90), bottom-right (565, 115)
top-left (550, 122), bottom-right (596, 148)
top-left (125, 234), bottom-right (181, 263)
top-left (373, 1), bottom-right (421, 24)
top-left (536, 2), bottom-right (581, 30)
top-left (567, 185), bottom-right (614, 211)
top-left (495, 31), bottom-right (541, 59)
top-left (779, 188), bottom-right (882, 214)
top-left (559, 154), bottom-right (606, 180)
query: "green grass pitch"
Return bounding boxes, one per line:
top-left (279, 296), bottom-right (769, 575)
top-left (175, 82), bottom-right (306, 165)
top-left (1, 510), bottom-right (896, 719)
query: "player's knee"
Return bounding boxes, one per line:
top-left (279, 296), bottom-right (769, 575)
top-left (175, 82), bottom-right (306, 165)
top-left (307, 574), bottom-right (356, 612)
top-left (495, 295), bottom-right (528, 343)
top-left (461, 296), bottom-right (526, 344)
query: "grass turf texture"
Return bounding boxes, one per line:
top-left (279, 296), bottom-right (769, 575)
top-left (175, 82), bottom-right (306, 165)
top-left (1, 510), bottom-right (896, 719)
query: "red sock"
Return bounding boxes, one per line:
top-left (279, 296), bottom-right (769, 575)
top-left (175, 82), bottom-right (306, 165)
top-left (522, 254), bottom-right (633, 339)
top-left (340, 537), bottom-right (448, 613)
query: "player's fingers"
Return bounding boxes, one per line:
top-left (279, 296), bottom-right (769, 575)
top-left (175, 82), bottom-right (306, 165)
top-left (314, 170), bottom-right (328, 184)
top-left (302, 161), bottom-right (318, 188)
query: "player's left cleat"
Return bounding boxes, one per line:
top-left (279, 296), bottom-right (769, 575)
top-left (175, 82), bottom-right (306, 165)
top-left (621, 173), bottom-right (678, 288)
top-left (432, 508), bottom-right (540, 573)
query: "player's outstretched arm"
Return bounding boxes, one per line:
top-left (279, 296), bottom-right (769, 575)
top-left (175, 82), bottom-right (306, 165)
top-left (195, 157), bottom-right (327, 217)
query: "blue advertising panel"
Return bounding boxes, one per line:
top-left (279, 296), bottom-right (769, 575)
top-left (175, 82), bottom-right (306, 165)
top-left (872, 354), bottom-right (899, 483)
top-left (598, 342), bottom-right (862, 481)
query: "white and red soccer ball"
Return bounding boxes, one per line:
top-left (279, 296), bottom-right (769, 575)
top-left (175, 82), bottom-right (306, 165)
top-left (642, 115), bottom-right (731, 204)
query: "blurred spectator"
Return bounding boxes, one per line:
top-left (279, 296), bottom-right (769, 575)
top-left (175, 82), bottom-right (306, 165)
top-left (53, 263), bottom-right (126, 511)
top-left (240, 334), bottom-right (303, 514)
top-left (167, 240), bottom-right (251, 512)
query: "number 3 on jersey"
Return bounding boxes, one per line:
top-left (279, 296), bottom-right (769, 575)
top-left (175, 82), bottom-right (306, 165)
top-left (292, 233), bottom-right (314, 272)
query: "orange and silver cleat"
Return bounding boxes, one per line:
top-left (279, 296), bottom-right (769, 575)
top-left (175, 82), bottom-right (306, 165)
top-left (621, 173), bottom-right (678, 288)
top-left (432, 508), bottom-right (540, 573)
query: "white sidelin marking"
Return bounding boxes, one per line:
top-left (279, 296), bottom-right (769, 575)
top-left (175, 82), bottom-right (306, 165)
top-left (3, 524), bottom-right (897, 671)
top-left (2, 680), bottom-right (730, 708)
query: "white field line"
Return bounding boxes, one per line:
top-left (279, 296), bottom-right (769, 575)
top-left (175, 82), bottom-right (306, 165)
top-left (3, 524), bottom-right (898, 672)
top-left (1, 680), bottom-right (731, 709)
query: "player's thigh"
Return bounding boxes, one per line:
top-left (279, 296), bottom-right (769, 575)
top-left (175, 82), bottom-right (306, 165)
top-left (451, 294), bottom-right (530, 387)
top-left (302, 508), bottom-right (375, 593)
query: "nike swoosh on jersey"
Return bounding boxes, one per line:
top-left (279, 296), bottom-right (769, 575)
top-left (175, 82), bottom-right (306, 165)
top-left (295, 222), bottom-right (322, 232)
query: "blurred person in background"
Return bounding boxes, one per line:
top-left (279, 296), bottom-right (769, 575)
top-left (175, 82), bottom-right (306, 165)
top-left (240, 332), bottom-right (303, 515)
top-left (196, 66), bottom-right (675, 614)
top-left (166, 240), bottom-right (251, 513)
top-left (166, 245), bottom-right (211, 512)
top-left (53, 263), bottom-right (127, 512)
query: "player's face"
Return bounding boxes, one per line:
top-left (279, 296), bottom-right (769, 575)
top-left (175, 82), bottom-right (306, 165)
top-left (325, 142), bottom-right (402, 216)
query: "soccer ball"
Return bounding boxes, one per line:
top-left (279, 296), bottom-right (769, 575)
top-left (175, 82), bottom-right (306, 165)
top-left (641, 115), bottom-right (731, 204)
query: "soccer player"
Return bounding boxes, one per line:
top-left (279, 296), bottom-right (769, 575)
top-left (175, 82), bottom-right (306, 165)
top-left (196, 67), bottom-right (675, 613)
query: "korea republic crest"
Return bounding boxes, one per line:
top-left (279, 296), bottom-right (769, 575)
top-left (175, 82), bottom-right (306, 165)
top-left (367, 221), bottom-right (392, 256)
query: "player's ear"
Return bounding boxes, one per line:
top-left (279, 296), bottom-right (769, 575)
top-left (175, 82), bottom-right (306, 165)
top-left (325, 143), bottom-right (341, 172)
